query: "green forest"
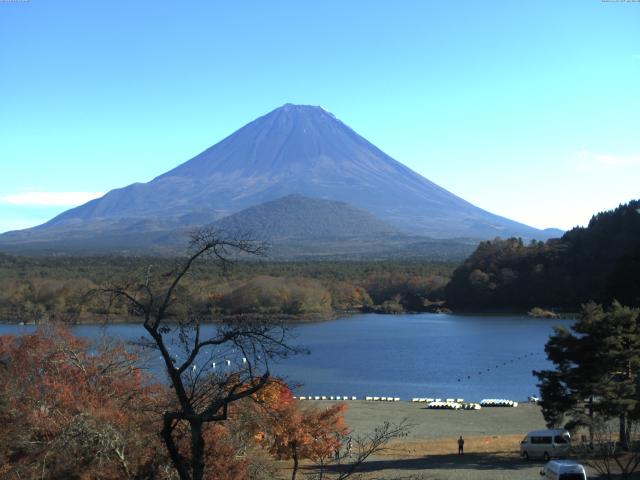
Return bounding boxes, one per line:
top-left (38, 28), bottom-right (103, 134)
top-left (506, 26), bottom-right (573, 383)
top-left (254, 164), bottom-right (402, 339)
top-left (446, 200), bottom-right (640, 311)
top-left (1, 199), bottom-right (639, 323)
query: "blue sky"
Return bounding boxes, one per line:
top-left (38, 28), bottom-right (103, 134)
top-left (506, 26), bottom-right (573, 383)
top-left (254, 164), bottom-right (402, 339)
top-left (1, 0), bottom-right (639, 233)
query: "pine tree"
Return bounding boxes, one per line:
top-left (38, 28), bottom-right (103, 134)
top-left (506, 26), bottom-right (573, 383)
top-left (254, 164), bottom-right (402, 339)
top-left (535, 301), bottom-right (640, 447)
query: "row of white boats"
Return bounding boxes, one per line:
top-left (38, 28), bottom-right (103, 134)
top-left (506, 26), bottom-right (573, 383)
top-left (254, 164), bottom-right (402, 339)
top-left (411, 397), bottom-right (465, 403)
top-left (416, 398), bottom-right (519, 410)
top-left (294, 396), bottom-right (519, 409)
top-left (426, 401), bottom-right (481, 410)
top-left (296, 395), bottom-right (359, 401)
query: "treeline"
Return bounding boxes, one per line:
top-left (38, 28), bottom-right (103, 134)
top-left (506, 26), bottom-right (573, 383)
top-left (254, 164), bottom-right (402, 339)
top-left (5, 199), bottom-right (639, 319)
top-left (0, 256), bottom-right (455, 322)
top-left (445, 200), bottom-right (640, 310)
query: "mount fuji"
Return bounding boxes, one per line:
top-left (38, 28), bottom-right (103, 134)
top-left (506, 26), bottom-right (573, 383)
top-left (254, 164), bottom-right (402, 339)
top-left (0, 104), bottom-right (561, 256)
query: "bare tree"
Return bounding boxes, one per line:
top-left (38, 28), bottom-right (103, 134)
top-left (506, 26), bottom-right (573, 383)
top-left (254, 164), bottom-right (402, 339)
top-left (579, 418), bottom-right (640, 480)
top-left (104, 228), bottom-right (300, 480)
top-left (311, 420), bottom-right (412, 480)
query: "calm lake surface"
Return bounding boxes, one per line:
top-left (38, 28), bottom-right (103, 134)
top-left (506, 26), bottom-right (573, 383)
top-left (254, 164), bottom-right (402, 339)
top-left (0, 313), bottom-right (572, 402)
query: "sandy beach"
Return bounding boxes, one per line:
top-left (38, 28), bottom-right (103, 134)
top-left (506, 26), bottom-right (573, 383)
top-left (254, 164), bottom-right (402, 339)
top-left (295, 400), bottom-right (597, 479)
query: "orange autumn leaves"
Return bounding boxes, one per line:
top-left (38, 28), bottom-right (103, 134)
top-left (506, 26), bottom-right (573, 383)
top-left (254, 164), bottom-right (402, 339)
top-left (0, 327), bottom-right (165, 479)
top-left (249, 378), bottom-right (348, 479)
top-left (0, 329), bottom-right (348, 480)
top-left (266, 401), bottom-right (348, 463)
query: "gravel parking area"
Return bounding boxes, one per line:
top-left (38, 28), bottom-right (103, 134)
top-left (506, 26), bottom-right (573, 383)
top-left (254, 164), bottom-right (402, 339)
top-left (296, 400), bottom-right (600, 479)
top-left (339, 400), bottom-right (545, 440)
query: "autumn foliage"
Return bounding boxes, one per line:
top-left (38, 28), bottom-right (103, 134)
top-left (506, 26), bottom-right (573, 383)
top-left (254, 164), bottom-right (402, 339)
top-left (0, 328), bottom-right (167, 479)
top-left (0, 329), bottom-right (252, 479)
top-left (247, 379), bottom-right (348, 480)
top-left (0, 329), bottom-right (347, 480)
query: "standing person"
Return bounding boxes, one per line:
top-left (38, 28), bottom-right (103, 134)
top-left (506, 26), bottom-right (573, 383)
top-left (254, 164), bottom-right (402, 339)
top-left (458, 435), bottom-right (464, 455)
top-left (347, 437), bottom-right (352, 458)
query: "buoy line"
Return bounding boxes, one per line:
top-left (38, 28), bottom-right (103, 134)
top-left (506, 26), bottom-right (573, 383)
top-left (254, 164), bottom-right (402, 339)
top-left (455, 351), bottom-right (543, 383)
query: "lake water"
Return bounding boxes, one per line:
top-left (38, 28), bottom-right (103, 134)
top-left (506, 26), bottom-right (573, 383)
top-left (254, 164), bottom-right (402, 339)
top-left (0, 313), bottom-right (572, 402)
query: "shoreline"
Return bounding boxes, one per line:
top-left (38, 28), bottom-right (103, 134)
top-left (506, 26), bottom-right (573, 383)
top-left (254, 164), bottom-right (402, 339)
top-left (0, 308), bottom-right (574, 326)
top-left (0, 311), bottom-right (343, 326)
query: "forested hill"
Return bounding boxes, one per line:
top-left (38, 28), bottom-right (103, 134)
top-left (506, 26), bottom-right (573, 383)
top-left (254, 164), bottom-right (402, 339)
top-left (213, 194), bottom-right (401, 240)
top-left (445, 200), bottom-right (640, 310)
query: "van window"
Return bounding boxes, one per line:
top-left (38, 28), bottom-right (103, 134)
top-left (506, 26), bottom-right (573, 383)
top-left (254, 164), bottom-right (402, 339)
top-left (554, 435), bottom-right (568, 444)
top-left (558, 474), bottom-right (584, 480)
top-left (531, 436), bottom-right (552, 444)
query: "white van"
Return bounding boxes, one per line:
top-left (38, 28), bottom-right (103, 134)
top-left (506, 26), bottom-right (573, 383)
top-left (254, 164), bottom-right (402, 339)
top-left (520, 429), bottom-right (571, 460)
top-left (540, 460), bottom-right (587, 480)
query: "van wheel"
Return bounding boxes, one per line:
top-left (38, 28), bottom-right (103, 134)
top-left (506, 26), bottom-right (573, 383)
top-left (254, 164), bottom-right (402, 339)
top-left (522, 452), bottom-right (529, 461)
top-left (543, 452), bottom-right (550, 461)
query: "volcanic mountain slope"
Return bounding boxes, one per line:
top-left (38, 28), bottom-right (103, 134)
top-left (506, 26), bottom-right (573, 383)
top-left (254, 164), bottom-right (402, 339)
top-left (0, 103), bottom-right (561, 255)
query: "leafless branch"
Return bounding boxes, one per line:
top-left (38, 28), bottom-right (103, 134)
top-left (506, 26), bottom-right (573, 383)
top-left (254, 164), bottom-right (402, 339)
top-left (97, 227), bottom-right (294, 480)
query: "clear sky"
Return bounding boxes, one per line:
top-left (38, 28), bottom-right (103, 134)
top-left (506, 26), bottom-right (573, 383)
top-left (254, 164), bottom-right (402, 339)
top-left (1, 0), bottom-right (639, 233)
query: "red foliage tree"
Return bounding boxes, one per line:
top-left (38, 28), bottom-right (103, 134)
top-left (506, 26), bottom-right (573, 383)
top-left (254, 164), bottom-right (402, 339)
top-left (0, 328), bottom-right (166, 479)
top-left (253, 381), bottom-right (348, 480)
top-left (0, 327), bottom-right (270, 479)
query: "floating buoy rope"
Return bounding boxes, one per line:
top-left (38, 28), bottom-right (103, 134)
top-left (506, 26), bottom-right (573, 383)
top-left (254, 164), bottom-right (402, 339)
top-left (455, 351), bottom-right (542, 383)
